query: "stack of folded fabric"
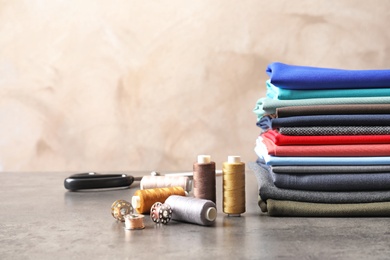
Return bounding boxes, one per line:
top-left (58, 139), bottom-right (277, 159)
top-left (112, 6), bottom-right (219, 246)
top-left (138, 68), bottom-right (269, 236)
top-left (250, 62), bottom-right (390, 217)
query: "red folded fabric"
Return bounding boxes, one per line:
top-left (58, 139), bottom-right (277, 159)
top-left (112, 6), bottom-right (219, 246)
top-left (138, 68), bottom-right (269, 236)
top-left (261, 135), bottom-right (390, 157)
top-left (263, 129), bottom-right (390, 145)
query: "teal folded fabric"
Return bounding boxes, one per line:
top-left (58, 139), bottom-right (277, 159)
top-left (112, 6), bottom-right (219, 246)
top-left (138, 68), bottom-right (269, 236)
top-left (254, 96), bottom-right (390, 118)
top-left (266, 80), bottom-right (390, 100)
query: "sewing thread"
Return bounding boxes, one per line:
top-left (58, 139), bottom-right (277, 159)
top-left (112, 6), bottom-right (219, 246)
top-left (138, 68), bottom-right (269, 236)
top-left (124, 214), bottom-right (145, 230)
top-left (165, 195), bottom-right (217, 226)
top-left (132, 186), bottom-right (186, 214)
top-left (193, 155), bottom-right (216, 203)
top-left (222, 156), bottom-right (245, 216)
top-left (150, 202), bottom-right (172, 224)
top-left (140, 176), bottom-right (192, 192)
top-left (111, 200), bottom-right (133, 222)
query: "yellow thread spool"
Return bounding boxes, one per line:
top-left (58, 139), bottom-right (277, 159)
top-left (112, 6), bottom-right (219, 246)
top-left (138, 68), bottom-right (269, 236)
top-left (132, 186), bottom-right (186, 214)
top-left (222, 156), bottom-right (245, 216)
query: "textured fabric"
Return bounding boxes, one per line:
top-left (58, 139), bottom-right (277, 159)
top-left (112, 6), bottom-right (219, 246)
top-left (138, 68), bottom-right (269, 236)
top-left (254, 146), bottom-right (390, 165)
top-left (262, 199), bottom-right (390, 217)
top-left (279, 126), bottom-right (390, 136)
top-left (254, 97), bottom-right (390, 117)
top-left (263, 129), bottom-right (390, 145)
top-left (266, 80), bottom-right (390, 100)
top-left (266, 62), bottom-right (390, 90)
top-left (272, 165), bottom-right (390, 174)
top-left (271, 114), bottom-right (390, 129)
top-left (249, 161), bottom-right (390, 203)
top-left (271, 171), bottom-right (390, 191)
top-left (276, 104), bottom-right (390, 117)
top-left (260, 136), bottom-right (390, 157)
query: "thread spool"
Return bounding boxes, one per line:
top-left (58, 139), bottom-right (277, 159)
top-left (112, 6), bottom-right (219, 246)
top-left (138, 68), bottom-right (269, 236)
top-left (124, 214), bottom-right (145, 230)
top-left (132, 186), bottom-right (186, 214)
top-left (222, 156), bottom-right (245, 216)
top-left (165, 195), bottom-right (217, 226)
top-left (111, 200), bottom-right (133, 222)
top-left (140, 176), bottom-right (192, 192)
top-left (150, 202), bottom-right (172, 224)
top-left (193, 155), bottom-right (216, 204)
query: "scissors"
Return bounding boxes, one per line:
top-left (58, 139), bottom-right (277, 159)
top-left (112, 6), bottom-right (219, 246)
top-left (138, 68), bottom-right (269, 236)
top-left (64, 172), bottom-right (140, 191)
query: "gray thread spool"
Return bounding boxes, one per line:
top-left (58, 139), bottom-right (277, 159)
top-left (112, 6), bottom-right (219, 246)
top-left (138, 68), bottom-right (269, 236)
top-left (165, 195), bottom-right (217, 226)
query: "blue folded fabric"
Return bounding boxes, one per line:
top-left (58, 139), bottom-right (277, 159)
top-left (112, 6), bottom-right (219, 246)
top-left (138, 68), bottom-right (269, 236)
top-left (266, 80), bottom-right (390, 100)
top-left (266, 62), bottom-right (390, 90)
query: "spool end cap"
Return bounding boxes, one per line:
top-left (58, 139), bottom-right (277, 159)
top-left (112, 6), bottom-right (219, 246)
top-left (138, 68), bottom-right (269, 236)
top-left (205, 207), bottom-right (217, 222)
top-left (228, 156), bottom-right (241, 163)
top-left (198, 155), bottom-right (211, 164)
top-left (132, 196), bottom-right (141, 209)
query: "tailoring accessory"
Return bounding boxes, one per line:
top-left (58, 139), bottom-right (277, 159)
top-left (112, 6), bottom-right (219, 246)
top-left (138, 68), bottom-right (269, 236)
top-left (222, 156), bottom-right (245, 216)
top-left (132, 187), bottom-right (186, 214)
top-left (193, 155), bottom-right (216, 203)
top-left (64, 172), bottom-right (134, 190)
top-left (111, 200), bottom-right (133, 222)
top-left (140, 176), bottom-right (192, 192)
top-left (150, 202), bottom-right (172, 224)
top-left (124, 214), bottom-right (145, 230)
top-left (266, 62), bottom-right (390, 90)
top-left (165, 195), bottom-right (217, 226)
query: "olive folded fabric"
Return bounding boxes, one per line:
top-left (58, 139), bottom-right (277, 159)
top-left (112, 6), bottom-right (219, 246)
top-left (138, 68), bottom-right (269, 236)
top-left (260, 199), bottom-right (390, 217)
top-left (266, 62), bottom-right (390, 90)
top-left (276, 104), bottom-right (390, 117)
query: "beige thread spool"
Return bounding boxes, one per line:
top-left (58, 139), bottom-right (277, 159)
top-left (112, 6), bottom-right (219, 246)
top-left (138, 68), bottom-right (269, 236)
top-left (222, 156), bottom-right (245, 216)
top-left (124, 214), bottom-right (145, 230)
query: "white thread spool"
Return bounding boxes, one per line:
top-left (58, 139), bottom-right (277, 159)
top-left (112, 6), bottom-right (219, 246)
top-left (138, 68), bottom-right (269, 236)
top-left (165, 195), bottom-right (217, 226)
top-left (140, 176), bottom-right (192, 192)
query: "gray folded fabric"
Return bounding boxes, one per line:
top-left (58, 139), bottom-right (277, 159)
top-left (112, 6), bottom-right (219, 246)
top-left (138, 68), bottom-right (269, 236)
top-left (248, 162), bottom-right (390, 203)
top-left (271, 171), bottom-right (390, 191)
top-left (272, 165), bottom-right (390, 174)
top-left (279, 126), bottom-right (390, 136)
top-left (260, 199), bottom-right (390, 217)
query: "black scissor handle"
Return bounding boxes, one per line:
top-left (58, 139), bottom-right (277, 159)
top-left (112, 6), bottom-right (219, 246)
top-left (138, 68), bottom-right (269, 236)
top-left (64, 172), bottom-right (134, 190)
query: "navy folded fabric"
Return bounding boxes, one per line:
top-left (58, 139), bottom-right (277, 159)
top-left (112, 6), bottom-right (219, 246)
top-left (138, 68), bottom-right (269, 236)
top-left (249, 161), bottom-right (390, 203)
top-left (271, 114), bottom-right (390, 129)
top-left (266, 62), bottom-right (390, 90)
top-left (271, 171), bottom-right (390, 191)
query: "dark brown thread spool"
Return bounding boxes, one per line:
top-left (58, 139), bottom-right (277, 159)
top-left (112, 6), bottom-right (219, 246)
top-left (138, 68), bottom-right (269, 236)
top-left (193, 155), bottom-right (216, 204)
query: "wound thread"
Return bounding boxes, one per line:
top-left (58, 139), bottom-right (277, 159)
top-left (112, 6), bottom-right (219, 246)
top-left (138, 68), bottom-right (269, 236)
top-left (140, 176), bottom-right (192, 192)
top-left (132, 186), bottom-right (186, 214)
top-left (124, 214), bottom-right (145, 230)
top-left (165, 195), bottom-right (217, 226)
top-left (150, 202), bottom-right (172, 224)
top-left (223, 156), bottom-right (246, 216)
top-left (193, 155), bottom-right (216, 204)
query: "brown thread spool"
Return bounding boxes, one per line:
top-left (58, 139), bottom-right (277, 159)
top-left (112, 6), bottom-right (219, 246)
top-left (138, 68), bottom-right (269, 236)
top-left (150, 202), bottom-right (172, 224)
top-left (124, 214), bottom-right (145, 230)
top-left (193, 155), bottom-right (216, 204)
top-left (222, 156), bottom-right (245, 216)
top-left (132, 186), bottom-right (186, 214)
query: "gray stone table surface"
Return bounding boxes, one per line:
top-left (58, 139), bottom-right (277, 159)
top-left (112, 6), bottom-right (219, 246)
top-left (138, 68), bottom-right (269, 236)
top-left (1, 170), bottom-right (390, 260)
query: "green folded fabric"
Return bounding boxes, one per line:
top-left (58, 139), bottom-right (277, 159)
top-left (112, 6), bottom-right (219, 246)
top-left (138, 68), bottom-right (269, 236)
top-left (254, 97), bottom-right (390, 119)
top-left (260, 199), bottom-right (390, 217)
top-left (266, 80), bottom-right (390, 100)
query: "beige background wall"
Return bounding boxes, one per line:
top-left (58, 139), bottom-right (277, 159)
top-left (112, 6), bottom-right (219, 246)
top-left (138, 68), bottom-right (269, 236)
top-left (0, 0), bottom-right (389, 172)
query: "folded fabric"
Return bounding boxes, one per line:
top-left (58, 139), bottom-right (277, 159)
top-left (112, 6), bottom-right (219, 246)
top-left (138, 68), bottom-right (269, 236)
top-left (262, 129), bottom-right (390, 145)
top-left (254, 147), bottom-right (390, 165)
top-left (266, 62), bottom-right (390, 90)
top-left (279, 126), bottom-right (390, 136)
top-left (260, 136), bottom-right (390, 157)
top-left (271, 171), bottom-right (390, 191)
top-left (266, 80), bottom-right (390, 100)
top-left (272, 165), bottom-right (390, 174)
top-left (260, 199), bottom-right (390, 217)
top-left (254, 97), bottom-right (390, 117)
top-left (270, 114), bottom-right (390, 129)
top-left (276, 104), bottom-right (390, 117)
top-left (249, 161), bottom-right (390, 203)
